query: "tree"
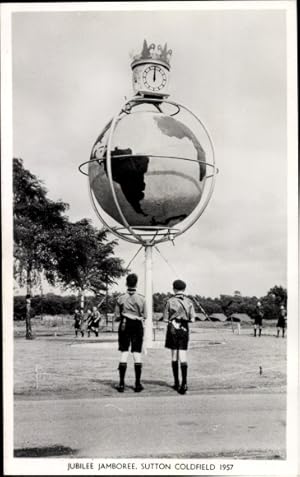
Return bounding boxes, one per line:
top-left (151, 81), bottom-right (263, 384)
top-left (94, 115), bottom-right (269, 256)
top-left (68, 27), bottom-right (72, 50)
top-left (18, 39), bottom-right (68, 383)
top-left (50, 219), bottom-right (126, 308)
top-left (13, 158), bottom-right (68, 338)
top-left (153, 292), bottom-right (169, 313)
top-left (258, 285), bottom-right (287, 320)
top-left (267, 285), bottom-right (287, 307)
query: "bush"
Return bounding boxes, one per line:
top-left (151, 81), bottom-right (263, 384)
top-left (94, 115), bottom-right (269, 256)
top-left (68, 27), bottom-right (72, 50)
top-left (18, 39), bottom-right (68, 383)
top-left (14, 287), bottom-right (286, 321)
top-left (13, 293), bottom-right (119, 319)
top-left (14, 294), bottom-right (79, 319)
top-left (14, 296), bottom-right (27, 320)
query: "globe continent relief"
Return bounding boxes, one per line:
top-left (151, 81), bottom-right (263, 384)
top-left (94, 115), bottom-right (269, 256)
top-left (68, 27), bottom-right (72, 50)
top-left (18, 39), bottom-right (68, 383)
top-left (89, 112), bottom-right (207, 228)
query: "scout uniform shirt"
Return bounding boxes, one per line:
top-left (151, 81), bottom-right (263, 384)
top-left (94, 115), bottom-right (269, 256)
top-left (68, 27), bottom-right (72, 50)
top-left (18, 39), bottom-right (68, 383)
top-left (74, 311), bottom-right (83, 328)
top-left (92, 309), bottom-right (101, 325)
top-left (115, 289), bottom-right (146, 321)
top-left (164, 293), bottom-right (195, 324)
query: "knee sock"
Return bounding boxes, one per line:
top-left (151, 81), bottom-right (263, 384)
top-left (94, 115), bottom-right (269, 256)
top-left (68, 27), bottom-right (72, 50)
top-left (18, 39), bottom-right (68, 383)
top-left (172, 361), bottom-right (179, 387)
top-left (134, 363), bottom-right (142, 386)
top-left (259, 328), bottom-right (262, 336)
top-left (118, 362), bottom-right (127, 386)
top-left (181, 362), bottom-right (188, 386)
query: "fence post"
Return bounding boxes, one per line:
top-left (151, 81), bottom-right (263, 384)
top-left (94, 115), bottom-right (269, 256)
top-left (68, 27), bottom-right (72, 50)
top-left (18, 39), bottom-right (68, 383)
top-left (35, 364), bottom-right (39, 390)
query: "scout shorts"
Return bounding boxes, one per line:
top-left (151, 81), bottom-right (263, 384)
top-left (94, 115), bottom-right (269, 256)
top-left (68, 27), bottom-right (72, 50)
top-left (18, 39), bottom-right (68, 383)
top-left (118, 318), bottom-right (144, 353)
top-left (165, 320), bottom-right (189, 350)
top-left (277, 317), bottom-right (286, 329)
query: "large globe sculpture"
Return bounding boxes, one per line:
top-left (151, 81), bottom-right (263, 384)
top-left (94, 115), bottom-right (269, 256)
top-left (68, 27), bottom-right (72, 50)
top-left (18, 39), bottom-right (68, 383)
top-left (80, 97), bottom-right (217, 245)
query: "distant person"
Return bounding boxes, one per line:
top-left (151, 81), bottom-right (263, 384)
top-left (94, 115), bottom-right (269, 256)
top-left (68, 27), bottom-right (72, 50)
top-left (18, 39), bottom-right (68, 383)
top-left (74, 309), bottom-right (84, 337)
top-left (90, 306), bottom-right (102, 337)
top-left (114, 273), bottom-right (146, 393)
top-left (85, 309), bottom-right (93, 337)
top-left (164, 279), bottom-right (195, 395)
top-left (221, 300), bottom-right (240, 335)
top-left (254, 301), bottom-right (264, 337)
top-left (276, 304), bottom-right (287, 338)
top-left (221, 300), bottom-right (233, 318)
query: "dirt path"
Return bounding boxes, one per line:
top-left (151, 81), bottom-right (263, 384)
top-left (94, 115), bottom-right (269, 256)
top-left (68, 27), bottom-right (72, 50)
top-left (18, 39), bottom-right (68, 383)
top-left (14, 393), bottom-right (285, 459)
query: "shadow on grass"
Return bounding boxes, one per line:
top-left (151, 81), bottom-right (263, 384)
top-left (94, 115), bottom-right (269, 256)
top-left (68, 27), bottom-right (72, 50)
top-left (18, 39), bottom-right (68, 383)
top-left (90, 378), bottom-right (171, 391)
top-left (14, 445), bottom-right (78, 457)
top-left (89, 379), bottom-right (117, 390)
top-left (142, 379), bottom-right (172, 388)
top-left (127, 380), bottom-right (174, 392)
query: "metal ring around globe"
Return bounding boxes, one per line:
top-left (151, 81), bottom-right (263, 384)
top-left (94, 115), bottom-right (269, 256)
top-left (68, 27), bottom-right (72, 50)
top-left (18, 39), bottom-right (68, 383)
top-left (78, 156), bottom-right (216, 176)
top-left (170, 104), bottom-right (180, 116)
top-left (115, 225), bottom-right (180, 235)
top-left (78, 159), bottom-right (104, 176)
top-left (114, 226), bottom-right (180, 245)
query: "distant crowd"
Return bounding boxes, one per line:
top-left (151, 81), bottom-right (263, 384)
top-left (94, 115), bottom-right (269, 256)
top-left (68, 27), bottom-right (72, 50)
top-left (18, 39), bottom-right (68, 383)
top-left (253, 300), bottom-right (287, 338)
top-left (73, 306), bottom-right (102, 338)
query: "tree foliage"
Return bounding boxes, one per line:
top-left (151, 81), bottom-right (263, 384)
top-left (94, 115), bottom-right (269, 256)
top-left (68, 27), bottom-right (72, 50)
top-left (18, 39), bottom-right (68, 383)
top-left (14, 158), bottom-right (68, 283)
top-left (14, 284), bottom-right (287, 322)
top-left (49, 218), bottom-right (126, 297)
top-left (13, 158), bottom-right (69, 338)
top-left (153, 287), bottom-right (287, 320)
top-left (267, 285), bottom-right (287, 307)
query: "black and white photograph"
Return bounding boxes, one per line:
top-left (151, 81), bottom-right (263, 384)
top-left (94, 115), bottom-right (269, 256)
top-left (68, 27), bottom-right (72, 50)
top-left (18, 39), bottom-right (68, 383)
top-left (2, 1), bottom-right (298, 476)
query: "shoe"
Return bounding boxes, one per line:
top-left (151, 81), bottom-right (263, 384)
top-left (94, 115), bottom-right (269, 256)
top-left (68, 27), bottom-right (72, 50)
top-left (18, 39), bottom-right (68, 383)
top-left (134, 384), bottom-right (144, 393)
top-left (116, 384), bottom-right (124, 393)
top-left (178, 384), bottom-right (188, 395)
top-left (172, 384), bottom-right (179, 391)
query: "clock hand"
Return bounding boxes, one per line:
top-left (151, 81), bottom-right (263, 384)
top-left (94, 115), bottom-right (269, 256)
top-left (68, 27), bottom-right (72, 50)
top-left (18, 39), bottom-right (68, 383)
top-left (153, 66), bottom-right (156, 82)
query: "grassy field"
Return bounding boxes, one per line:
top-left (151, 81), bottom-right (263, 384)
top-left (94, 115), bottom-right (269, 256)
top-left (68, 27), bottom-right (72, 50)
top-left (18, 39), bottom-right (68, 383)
top-left (14, 317), bottom-right (286, 399)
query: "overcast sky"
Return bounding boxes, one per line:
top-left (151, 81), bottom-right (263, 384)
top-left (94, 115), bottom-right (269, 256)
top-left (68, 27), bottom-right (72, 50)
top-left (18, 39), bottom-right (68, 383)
top-left (12, 5), bottom-right (288, 297)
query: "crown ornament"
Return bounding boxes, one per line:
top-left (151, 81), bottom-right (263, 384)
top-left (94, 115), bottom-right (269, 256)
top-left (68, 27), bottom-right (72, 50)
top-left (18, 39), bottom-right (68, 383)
top-left (131, 39), bottom-right (172, 70)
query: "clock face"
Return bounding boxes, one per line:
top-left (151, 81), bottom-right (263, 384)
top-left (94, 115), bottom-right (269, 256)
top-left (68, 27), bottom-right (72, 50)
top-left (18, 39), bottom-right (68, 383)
top-left (142, 65), bottom-right (168, 92)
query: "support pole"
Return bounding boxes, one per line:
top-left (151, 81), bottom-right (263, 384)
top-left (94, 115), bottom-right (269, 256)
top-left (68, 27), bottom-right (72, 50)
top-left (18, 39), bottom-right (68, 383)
top-left (144, 245), bottom-right (153, 350)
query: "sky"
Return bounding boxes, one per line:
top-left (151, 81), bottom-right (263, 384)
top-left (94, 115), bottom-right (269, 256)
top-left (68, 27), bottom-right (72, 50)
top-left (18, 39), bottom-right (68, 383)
top-left (12, 4), bottom-right (288, 297)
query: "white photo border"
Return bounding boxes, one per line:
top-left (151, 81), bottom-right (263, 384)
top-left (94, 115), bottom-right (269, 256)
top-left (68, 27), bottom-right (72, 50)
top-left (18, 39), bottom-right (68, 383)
top-left (2, 1), bottom-right (298, 476)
